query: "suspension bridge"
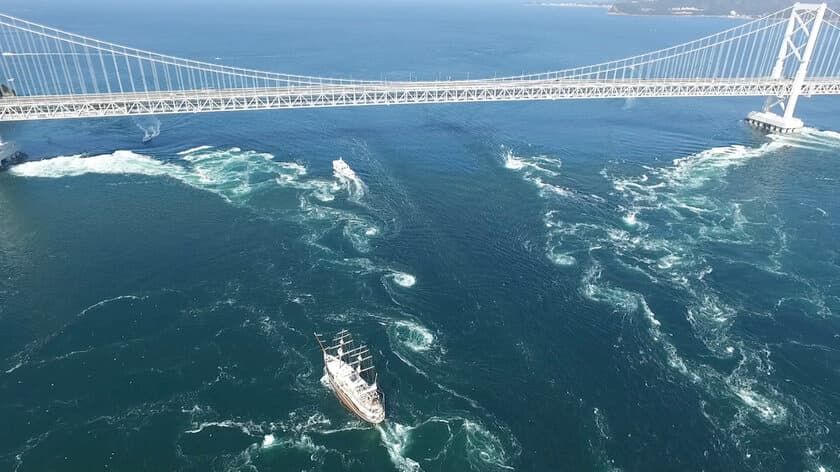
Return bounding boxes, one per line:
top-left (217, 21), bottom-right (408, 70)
top-left (0, 3), bottom-right (839, 133)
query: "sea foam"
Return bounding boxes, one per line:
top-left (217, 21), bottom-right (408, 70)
top-left (10, 151), bottom-right (174, 178)
top-left (11, 150), bottom-right (392, 274)
top-left (388, 271), bottom-right (416, 288)
top-left (177, 145), bottom-right (213, 156)
top-left (390, 320), bottom-right (435, 352)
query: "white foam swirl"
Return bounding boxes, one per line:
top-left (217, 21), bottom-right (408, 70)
top-left (389, 320), bottom-right (435, 352)
top-left (387, 271), bottom-right (417, 288)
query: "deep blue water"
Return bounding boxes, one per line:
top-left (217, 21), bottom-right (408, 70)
top-left (1, 2), bottom-right (839, 471)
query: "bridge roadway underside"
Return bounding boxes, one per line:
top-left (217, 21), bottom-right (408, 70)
top-left (1, 78), bottom-right (839, 121)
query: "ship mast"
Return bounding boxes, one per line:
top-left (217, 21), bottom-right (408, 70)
top-left (314, 333), bottom-right (327, 354)
top-left (315, 330), bottom-right (378, 383)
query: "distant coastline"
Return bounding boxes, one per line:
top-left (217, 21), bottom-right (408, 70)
top-left (524, 1), bottom-right (821, 19)
top-left (606, 10), bottom-right (754, 20)
top-left (525, 3), bottom-right (754, 19)
top-left (525, 2), bottom-right (611, 8)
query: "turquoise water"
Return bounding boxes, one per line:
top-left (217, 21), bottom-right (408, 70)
top-left (1, 2), bottom-right (839, 471)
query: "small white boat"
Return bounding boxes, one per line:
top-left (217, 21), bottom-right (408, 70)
top-left (315, 330), bottom-right (385, 424)
top-left (332, 158), bottom-right (355, 179)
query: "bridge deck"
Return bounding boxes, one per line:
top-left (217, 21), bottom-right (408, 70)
top-left (2, 78), bottom-right (839, 122)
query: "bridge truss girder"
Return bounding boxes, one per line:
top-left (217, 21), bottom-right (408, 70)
top-left (1, 79), bottom-right (838, 122)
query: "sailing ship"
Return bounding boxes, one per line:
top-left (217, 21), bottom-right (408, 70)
top-left (315, 330), bottom-right (385, 424)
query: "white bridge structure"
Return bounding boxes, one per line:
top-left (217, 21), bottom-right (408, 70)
top-left (1, 3), bottom-right (840, 131)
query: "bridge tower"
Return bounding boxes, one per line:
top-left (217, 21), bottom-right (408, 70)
top-left (747, 3), bottom-right (827, 133)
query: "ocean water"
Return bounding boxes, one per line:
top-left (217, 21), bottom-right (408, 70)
top-left (1, 1), bottom-right (839, 471)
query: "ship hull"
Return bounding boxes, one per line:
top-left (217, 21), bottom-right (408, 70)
top-left (325, 367), bottom-right (385, 424)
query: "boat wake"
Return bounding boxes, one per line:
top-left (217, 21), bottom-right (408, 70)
top-left (333, 157), bottom-right (368, 202)
top-left (377, 422), bottom-right (422, 472)
top-left (377, 416), bottom-right (518, 472)
top-left (134, 117), bottom-right (161, 143)
top-left (10, 147), bottom-right (398, 274)
top-left (178, 402), bottom-right (518, 472)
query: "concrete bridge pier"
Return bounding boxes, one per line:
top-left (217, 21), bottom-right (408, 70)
top-left (745, 111), bottom-right (804, 134)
